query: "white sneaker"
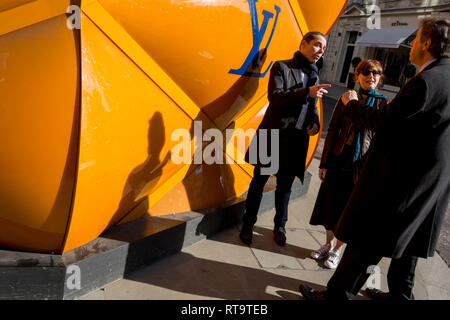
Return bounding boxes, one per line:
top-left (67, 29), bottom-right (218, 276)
top-left (325, 250), bottom-right (341, 269)
top-left (310, 244), bottom-right (331, 260)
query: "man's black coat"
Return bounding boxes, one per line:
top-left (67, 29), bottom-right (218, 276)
top-left (244, 51), bottom-right (320, 181)
top-left (334, 58), bottom-right (450, 259)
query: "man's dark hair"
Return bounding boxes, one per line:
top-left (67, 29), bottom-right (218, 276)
top-left (300, 31), bottom-right (326, 47)
top-left (420, 16), bottom-right (450, 58)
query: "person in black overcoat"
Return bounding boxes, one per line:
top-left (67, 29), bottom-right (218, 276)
top-left (239, 31), bottom-right (331, 246)
top-left (299, 16), bottom-right (450, 300)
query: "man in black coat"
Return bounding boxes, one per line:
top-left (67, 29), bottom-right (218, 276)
top-left (239, 31), bottom-right (331, 246)
top-left (300, 16), bottom-right (450, 300)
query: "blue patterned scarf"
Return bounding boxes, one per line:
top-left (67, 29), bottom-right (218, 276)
top-left (352, 88), bottom-right (387, 162)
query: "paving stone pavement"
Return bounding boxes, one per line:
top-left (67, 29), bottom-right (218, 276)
top-left (80, 154), bottom-right (450, 300)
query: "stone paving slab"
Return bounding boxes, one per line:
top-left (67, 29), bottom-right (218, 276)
top-left (80, 155), bottom-right (449, 300)
top-left (78, 222), bottom-right (438, 300)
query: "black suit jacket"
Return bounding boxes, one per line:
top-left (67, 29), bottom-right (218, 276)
top-left (334, 58), bottom-right (450, 259)
top-left (245, 51), bottom-right (320, 180)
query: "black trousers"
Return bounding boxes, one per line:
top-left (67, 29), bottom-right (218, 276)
top-left (327, 244), bottom-right (418, 300)
top-left (242, 166), bottom-right (296, 229)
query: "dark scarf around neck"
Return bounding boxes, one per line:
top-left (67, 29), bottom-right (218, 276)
top-left (294, 51), bottom-right (318, 85)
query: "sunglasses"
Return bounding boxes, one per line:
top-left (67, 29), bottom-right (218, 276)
top-left (361, 69), bottom-right (381, 76)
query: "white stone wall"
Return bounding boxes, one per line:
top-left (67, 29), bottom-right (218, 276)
top-left (320, 0), bottom-right (450, 84)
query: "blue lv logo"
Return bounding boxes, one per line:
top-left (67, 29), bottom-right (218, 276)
top-left (229, 0), bottom-right (281, 78)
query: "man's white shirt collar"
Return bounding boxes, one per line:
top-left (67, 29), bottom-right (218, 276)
top-left (419, 58), bottom-right (437, 73)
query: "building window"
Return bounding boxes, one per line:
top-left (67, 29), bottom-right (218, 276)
top-left (339, 31), bottom-right (359, 83)
top-left (373, 47), bottom-right (411, 87)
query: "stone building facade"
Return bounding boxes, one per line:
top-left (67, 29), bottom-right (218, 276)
top-left (320, 0), bottom-right (450, 91)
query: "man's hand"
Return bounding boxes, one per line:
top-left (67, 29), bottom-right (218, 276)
top-left (306, 123), bottom-right (319, 136)
top-left (341, 90), bottom-right (358, 105)
top-left (318, 168), bottom-right (327, 182)
top-left (309, 84), bottom-right (331, 98)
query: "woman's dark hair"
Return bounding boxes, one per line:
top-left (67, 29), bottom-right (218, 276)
top-left (419, 16), bottom-right (450, 58)
top-left (353, 59), bottom-right (384, 88)
top-left (300, 31), bottom-right (326, 47)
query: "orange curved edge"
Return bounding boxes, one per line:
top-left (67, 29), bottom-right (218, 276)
top-left (0, 0), bottom-right (347, 253)
top-left (0, 9), bottom-right (80, 253)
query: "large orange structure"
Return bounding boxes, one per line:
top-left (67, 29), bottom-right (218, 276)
top-left (0, 0), bottom-right (347, 254)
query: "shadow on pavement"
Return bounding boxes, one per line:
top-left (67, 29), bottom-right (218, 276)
top-left (123, 250), bottom-right (327, 300)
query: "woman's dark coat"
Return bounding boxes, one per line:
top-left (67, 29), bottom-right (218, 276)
top-left (334, 58), bottom-right (450, 259)
top-left (310, 95), bottom-right (387, 230)
top-left (320, 97), bottom-right (388, 170)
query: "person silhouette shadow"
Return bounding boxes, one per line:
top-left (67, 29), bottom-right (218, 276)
top-left (110, 112), bottom-right (170, 227)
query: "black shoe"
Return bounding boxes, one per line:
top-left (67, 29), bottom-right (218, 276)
top-left (365, 288), bottom-right (392, 300)
top-left (239, 225), bottom-right (253, 245)
top-left (298, 284), bottom-right (327, 300)
top-left (273, 226), bottom-right (286, 246)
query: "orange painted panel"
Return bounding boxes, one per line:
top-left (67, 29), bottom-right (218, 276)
top-left (61, 13), bottom-right (196, 252)
top-left (97, 0), bottom-right (302, 130)
top-left (149, 152), bottom-right (252, 215)
top-left (0, 15), bottom-right (79, 253)
top-left (307, 99), bottom-right (324, 169)
top-left (295, 0), bottom-right (348, 34)
top-left (0, 0), bottom-right (35, 12)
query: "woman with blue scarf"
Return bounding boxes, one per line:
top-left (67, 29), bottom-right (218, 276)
top-left (309, 60), bottom-right (388, 269)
